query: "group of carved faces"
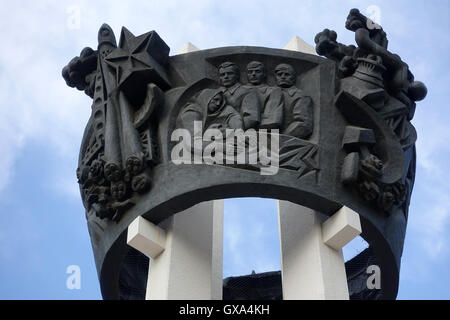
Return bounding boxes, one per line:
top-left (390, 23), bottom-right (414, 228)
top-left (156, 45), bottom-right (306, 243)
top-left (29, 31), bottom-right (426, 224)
top-left (215, 61), bottom-right (313, 139)
top-left (218, 61), bottom-right (297, 89)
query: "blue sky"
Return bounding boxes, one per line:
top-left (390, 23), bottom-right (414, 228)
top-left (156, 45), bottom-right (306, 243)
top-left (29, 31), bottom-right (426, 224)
top-left (0, 0), bottom-right (449, 299)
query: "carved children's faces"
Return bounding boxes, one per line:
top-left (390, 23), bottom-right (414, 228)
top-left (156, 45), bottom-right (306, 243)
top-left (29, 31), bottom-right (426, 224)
top-left (104, 163), bottom-right (122, 181)
top-left (247, 62), bottom-right (265, 85)
top-left (275, 64), bottom-right (296, 88)
top-left (111, 181), bottom-right (126, 200)
top-left (126, 156), bottom-right (143, 176)
top-left (208, 92), bottom-right (224, 113)
top-left (345, 8), bottom-right (365, 31)
top-left (219, 66), bottom-right (239, 87)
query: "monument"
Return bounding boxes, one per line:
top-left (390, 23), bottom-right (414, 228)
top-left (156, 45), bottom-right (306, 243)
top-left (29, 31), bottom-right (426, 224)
top-left (62, 8), bottom-right (426, 300)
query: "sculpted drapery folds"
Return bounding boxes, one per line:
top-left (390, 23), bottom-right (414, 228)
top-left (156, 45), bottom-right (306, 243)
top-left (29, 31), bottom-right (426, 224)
top-left (201, 89), bottom-right (244, 131)
top-left (178, 88), bottom-right (243, 134)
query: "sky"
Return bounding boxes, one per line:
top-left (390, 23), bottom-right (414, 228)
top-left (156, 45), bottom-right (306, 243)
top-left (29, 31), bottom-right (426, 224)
top-left (0, 0), bottom-right (449, 299)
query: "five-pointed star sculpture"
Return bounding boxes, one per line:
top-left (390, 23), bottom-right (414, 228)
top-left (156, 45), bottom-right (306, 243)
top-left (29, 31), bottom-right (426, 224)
top-left (104, 27), bottom-right (158, 88)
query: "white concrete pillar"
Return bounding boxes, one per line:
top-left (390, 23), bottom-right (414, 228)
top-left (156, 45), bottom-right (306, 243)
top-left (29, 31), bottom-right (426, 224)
top-left (127, 200), bottom-right (224, 300)
top-left (277, 201), bottom-right (361, 300)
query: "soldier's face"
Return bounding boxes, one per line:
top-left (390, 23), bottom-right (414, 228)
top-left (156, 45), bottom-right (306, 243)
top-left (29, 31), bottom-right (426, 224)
top-left (275, 69), bottom-right (295, 88)
top-left (219, 66), bottom-right (238, 87)
top-left (247, 66), bottom-right (265, 85)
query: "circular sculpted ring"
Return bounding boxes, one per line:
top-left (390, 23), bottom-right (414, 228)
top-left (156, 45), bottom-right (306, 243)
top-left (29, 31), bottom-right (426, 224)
top-left (66, 15), bottom-right (424, 299)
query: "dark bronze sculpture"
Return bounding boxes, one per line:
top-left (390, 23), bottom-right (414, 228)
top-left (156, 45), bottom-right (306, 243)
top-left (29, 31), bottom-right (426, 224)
top-left (62, 8), bottom-right (426, 300)
top-left (314, 8), bottom-right (424, 215)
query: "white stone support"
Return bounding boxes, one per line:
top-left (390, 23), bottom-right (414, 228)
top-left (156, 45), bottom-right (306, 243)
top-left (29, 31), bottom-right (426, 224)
top-left (127, 200), bottom-right (223, 300)
top-left (322, 206), bottom-right (362, 250)
top-left (127, 216), bottom-right (166, 259)
top-left (283, 36), bottom-right (316, 55)
top-left (175, 42), bottom-right (200, 54)
top-left (277, 201), bottom-right (362, 300)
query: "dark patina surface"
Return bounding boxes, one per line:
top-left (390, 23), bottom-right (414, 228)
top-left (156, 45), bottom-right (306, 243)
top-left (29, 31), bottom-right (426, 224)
top-left (62, 8), bottom-right (426, 299)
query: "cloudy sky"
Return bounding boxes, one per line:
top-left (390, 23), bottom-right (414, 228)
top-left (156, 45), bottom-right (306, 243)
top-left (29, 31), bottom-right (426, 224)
top-left (0, 0), bottom-right (448, 299)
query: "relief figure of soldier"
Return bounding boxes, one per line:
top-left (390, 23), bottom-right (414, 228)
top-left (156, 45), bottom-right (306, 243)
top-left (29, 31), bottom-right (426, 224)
top-left (245, 61), bottom-right (284, 130)
top-left (274, 63), bottom-right (313, 139)
top-left (218, 61), bottom-right (261, 129)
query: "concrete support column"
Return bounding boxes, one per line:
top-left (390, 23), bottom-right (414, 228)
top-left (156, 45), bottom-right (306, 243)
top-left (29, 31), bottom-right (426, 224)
top-left (277, 200), bottom-right (361, 300)
top-left (127, 200), bottom-right (224, 300)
